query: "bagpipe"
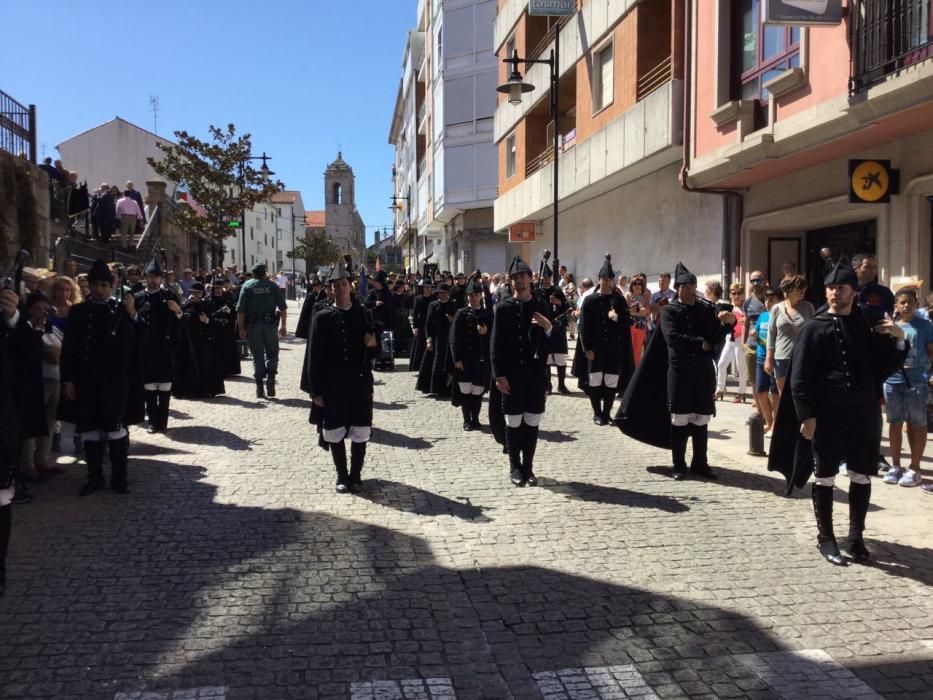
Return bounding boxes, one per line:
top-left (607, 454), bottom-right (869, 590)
top-left (0, 250), bottom-right (30, 298)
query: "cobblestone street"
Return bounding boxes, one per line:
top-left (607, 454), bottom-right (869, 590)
top-left (2, 300), bottom-right (932, 699)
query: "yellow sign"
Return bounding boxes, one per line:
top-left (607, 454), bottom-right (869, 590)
top-left (849, 159), bottom-right (894, 203)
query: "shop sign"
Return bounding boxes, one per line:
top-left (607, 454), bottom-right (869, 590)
top-left (529, 0), bottom-right (575, 17)
top-left (849, 159), bottom-right (899, 204)
top-left (509, 222), bottom-right (537, 243)
top-left (763, 0), bottom-right (843, 26)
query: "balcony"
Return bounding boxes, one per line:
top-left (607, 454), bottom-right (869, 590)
top-left (417, 101), bottom-right (427, 135)
top-left (637, 56), bottom-right (673, 101)
top-left (850, 0), bottom-right (933, 91)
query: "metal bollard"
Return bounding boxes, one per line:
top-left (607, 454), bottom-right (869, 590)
top-left (747, 412), bottom-right (766, 456)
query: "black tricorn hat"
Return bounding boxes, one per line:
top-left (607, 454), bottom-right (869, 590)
top-left (327, 262), bottom-right (351, 283)
top-left (88, 259), bottom-right (112, 283)
top-left (598, 254), bottom-right (614, 280)
top-left (508, 256), bottom-right (533, 276)
top-left (673, 262), bottom-right (697, 288)
top-left (823, 259), bottom-right (859, 288)
top-left (465, 270), bottom-right (484, 294)
top-left (143, 257), bottom-right (163, 276)
top-left (437, 282), bottom-right (451, 292)
top-left (190, 282), bottom-right (205, 293)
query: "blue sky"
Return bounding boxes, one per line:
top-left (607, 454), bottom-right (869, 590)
top-left (0, 0), bottom-right (415, 246)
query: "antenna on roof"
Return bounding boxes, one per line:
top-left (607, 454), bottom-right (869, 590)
top-left (149, 95), bottom-right (160, 134)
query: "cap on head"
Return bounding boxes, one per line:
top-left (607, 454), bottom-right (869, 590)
top-left (673, 262), bottom-right (697, 288)
top-left (88, 259), bottom-right (112, 283)
top-left (437, 282), bottom-right (451, 292)
top-left (823, 259), bottom-right (859, 289)
top-left (598, 254), bottom-right (614, 280)
top-left (508, 256), bottom-right (533, 277)
top-left (190, 282), bottom-right (205, 293)
top-left (143, 258), bottom-right (163, 276)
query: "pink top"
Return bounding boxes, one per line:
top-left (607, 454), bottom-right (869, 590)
top-left (733, 307), bottom-right (745, 340)
top-left (116, 197), bottom-right (143, 219)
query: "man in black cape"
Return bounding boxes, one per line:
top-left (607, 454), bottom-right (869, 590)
top-left (173, 282), bottom-right (225, 398)
top-left (307, 263), bottom-right (378, 494)
top-left (536, 263), bottom-right (572, 394)
top-left (768, 260), bottom-right (907, 566)
top-left (295, 277), bottom-right (328, 394)
top-left (579, 255), bottom-right (633, 424)
top-left (409, 275), bottom-right (434, 371)
top-left (415, 282), bottom-right (455, 397)
top-left (365, 270), bottom-right (399, 371)
top-left (491, 256), bottom-right (554, 487)
top-left (615, 262), bottom-right (734, 480)
top-left (449, 272), bottom-right (493, 431)
top-left (206, 277), bottom-right (240, 378)
top-left (61, 259), bottom-right (137, 495)
top-left (134, 257), bottom-right (181, 433)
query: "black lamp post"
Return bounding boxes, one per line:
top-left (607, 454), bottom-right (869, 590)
top-left (235, 152), bottom-right (274, 272)
top-left (497, 29), bottom-right (562, 275)
top-left (390, 177), bottom-right (412, 275)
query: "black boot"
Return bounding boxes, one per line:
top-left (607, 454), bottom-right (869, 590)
top-left (671, 425), bottom-right (689, 480)
top-left (108, 435), bottom-right (130, 494)
top-left (331, 440), bottom-right (349, 493)
top-left (349, 441), bottom-right (366, 492)
top-left (689, 423), bottom-right (717, 479)
top-left (470, 395), bottom-right (482, 428)
top-left (158, 391), bottom-right (172, 432)
top-left (145, 391), bottom-right (159, 433)
top-left (462, 402), bottom-right (473, 431)
top-left (589, 392), bottom-right (605, 425)
top-left (79, 440), bottom-right (105, 496)
top-left (506, 426), bottom-right (525, 486)
top-left (812, 484), bottom-right (847, 566)
top-left (523, 424), bottom-right (539, 486)
top-left (0, 503), bottom-right (9, 597)
top-left (255, 378), bottom-right (265, 399)
top-left (841, 481), bottom-right (871, 562)
top-left (547, 367), bottom-right (553, 394)
top-left (600, 387), bottom-right (615, 425)
top-left (556, 365), bottom-right (570, 394)
top-left (266, 372), bottom-right (276, 398)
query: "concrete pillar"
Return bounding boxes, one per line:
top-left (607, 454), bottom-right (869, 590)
top-left (146, 180), bottom-right (168, 207)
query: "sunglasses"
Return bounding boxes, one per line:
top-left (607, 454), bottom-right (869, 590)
top-left (750, 278), bottom-right (765, 284)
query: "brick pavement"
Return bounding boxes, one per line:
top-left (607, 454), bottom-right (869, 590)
top-left (1, 299), bottom-right (931, 699)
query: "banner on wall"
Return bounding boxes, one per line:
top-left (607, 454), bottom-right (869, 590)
top-left (763, 0), bottom-right (843, 25)
top-left (509, 222), bottom-right (537, 243)
top-left (529, 0), bottom-right (575, 17)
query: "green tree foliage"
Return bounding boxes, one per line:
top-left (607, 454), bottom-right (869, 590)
top-left (288, 229), bottom-right (342, 272)
top-left (147, 124), bottom-right (283, 253)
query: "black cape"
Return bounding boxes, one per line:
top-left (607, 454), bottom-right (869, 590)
top-left (613, 327), bottom-right (672, 449)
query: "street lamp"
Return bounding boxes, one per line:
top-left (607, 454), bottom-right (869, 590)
top-left (497, 37), bottom-right (562, 275)
top-left (235, 151), bottom-right (274, 272)
top-left (390, 167), bottom-right (413, 275)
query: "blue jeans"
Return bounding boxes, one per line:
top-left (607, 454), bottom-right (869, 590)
top-left (883, 382), bottom-right (928, 427)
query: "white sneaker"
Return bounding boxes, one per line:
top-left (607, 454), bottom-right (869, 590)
top-left (898, 469), bottom-right (922, 487)
top-left (883, 467), bottom-right (904, 485)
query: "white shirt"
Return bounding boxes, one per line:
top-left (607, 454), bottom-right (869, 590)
top-left (276, 274), bottom-right (287, 289)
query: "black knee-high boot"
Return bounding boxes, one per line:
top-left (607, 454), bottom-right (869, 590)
top-left (841, 480), bottom-right (871, 562)
top-left (589, 389), bottom-right (603, 424)
top-left (0, 503), bottom-right (11, 595)
top-left (506, 426), bottom-right (524, 486)
top-left (671, 425), bottom-right (690, 479)
top-left (108, 435), bottom-right (130, 494)
top-left (523, 424), bottom-right (539, 485)
top-left (79, 440), bottom-right (105, 496)
top-left (812, 483), bottom-right (846, 566)
top-left (461, 400), bottom-right (473, 430)
top-left (145, 391), bottom-right (159, 432)
top-left (470, 395), bottom-right (482, 427)
top-left (688, 423), bottom-right (716, 478)
top-left (546, 366), bottom-right (553, 394)
top-left (158, 391), bottom-right (172, 431)
top-left (331, 440), bottom-right (349, 493)
top-left (349, 441), bottom-right (366, 490)
top-left (601, 387), bottom-right (615, 424)
top-left (556, 365), bottom-right (570, 393)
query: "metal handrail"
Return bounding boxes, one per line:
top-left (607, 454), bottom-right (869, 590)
top-left (637, 55), bottom-right (673, 101)
top-left (527, 16), bottom-right (571, 61)
top-left (525, 148), bottom-right (554, 178)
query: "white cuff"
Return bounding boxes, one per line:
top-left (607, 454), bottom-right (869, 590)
top-left (5, 309), bottom-right (19, 328)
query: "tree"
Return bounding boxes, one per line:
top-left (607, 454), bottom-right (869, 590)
top-left (288, 229), bottom-right (342, 273)
top-left (147, 124), bottom-right (284, 260)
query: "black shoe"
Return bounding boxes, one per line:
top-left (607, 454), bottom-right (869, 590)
top-left (593, 415), bottom-right (603, 425)
top-left (672, 468), bottom-right (687, 481)
top-left (690, 465), bottom-right (718, 480)
top-left (818, 539), bottom-right (848, 566)
top-left (51, 433), bottom-right (62, 452)
top-left (255, 379), bottom-right (265, 399)
top-left (348, 480), bottom-right (362, 494)
top-left (510, 468), bottom-right (525, 486)
top-left (111, 484), bottom-right (130, 495)
top-left (335, 481), bottom-right (350, 494)
top-left (147, 424), bottom-right (158, 434)
top-left (840, 537), bottom-right (870, 562)
top-left (526, 472), bottom-right (538, 487)
top-left (78, 480), bottom-right (103, 497)
top-left (10, 491), bottom-right (33, 505)
top-left (547, 384), bottom-right (553, 395)
top-left (266, 375), bottom-right (276, 397)
top-left (557, 385), bottom-right (571, 395)
top-left (463, 420), bottom-right (473, 432)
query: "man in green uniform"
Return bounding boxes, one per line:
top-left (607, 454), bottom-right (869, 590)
top-left (237, 262), bottom-right (287, 398)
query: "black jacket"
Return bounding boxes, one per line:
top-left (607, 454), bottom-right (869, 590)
top-left (579, 290), bottom-right (632, 374)
top-left (449, 305), bottom-right (493, 388)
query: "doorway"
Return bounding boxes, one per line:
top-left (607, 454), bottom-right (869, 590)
top-left (805, 219), bottom-right (876, 305)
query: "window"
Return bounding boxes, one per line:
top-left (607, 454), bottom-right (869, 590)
top-left (593, 42), bottom-right (614, 113)
top-left (733, 0), bottom-right (800, 104)
top-left (250, 226), bottom-right (254, 240)
top-left (505, 34), bottom-right (515, 62)
top-left (333, 182), bottom-right (342, 204)
top-left (506, 134), bottom-right (516, 179)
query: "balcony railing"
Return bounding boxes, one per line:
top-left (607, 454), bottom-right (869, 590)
top-left (850, 0), bottom-right (933, 92)
top-left (525, 148), bottom-right (554, 178)
top-left (636, 56), bottom-right (673, 101)
top-left (527, 16), bottom-right (571, 61)
top-left (0, 89), bottom-right (36, 162)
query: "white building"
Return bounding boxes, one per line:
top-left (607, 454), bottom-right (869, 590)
top-left (271, 190), bottom-right (307, 275)
top-left (223, 201), bottom-right (279, 274)
top-left (390, 0), bottom-right (503, 275)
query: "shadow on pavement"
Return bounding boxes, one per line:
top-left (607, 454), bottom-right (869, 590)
top-left (270, 397), bottom-right (313, 409)
top-left (372, 400), bottom-right (409, 411)
top-left (861, 539), bottom-right (933, 588)
top-left (369, 426), bottom-right (442, 450)
top-left (204, 395), bottom-right (265, 410)
top-left (129, 443), bottom-right (191, 457)
top-left (538, 429), bottom-right (579, 443)
top-left (359, 478), bottom-right (493, 522)
top-left (166, 425), bottom-right (254, 451)
top-left (223, 375), bottom-right (253, 383)
top-left (3, 459), bottom-right (929, 698)
top-left (543, 480), bottom-right (690, 513)
top-left (168, 409), bottom-right (192, 420)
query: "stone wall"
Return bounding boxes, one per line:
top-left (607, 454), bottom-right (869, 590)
top-left (0, 149), bottom-right (51, 268)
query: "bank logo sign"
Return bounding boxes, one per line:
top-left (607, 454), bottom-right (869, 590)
top-left (529, 0), bottom-right (575, 16)
top-left (764, 0), bottom-right (843, 25)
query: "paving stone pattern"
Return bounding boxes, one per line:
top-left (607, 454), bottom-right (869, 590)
top-left (1, 299), bottom-right (932, 699)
